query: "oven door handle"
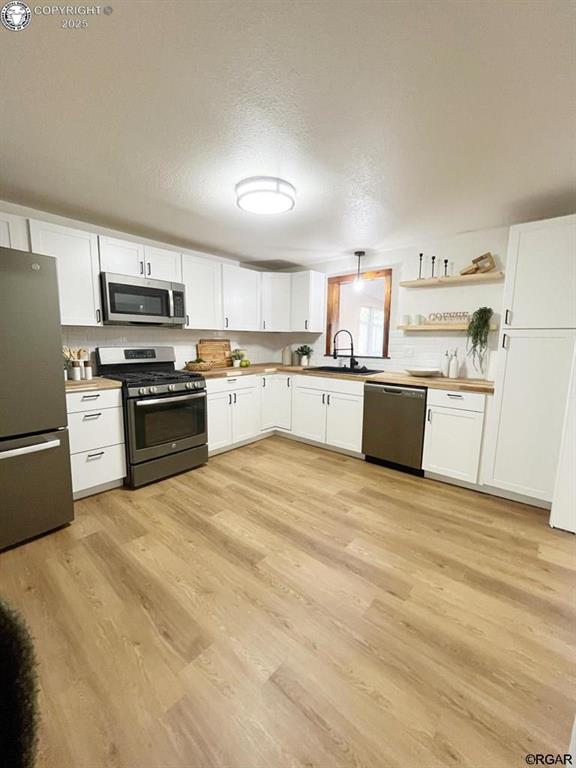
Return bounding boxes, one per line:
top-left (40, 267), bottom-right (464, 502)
top-left (135, 392), bottom-right (206, 407)
top-left (168, 289), bottom-right (175, 318)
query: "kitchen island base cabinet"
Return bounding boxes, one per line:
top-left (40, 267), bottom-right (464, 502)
top-left (260, 375), bottom-right (292, 431)
top-left (423, 406), bottom-right (484, 483)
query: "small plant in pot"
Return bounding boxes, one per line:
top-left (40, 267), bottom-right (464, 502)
top-left (296, 344), bottom-right (313, 367)
top-left (467, 307), bottom-right (493, 374)
top-left (230, 349), bottom-right (244, 368)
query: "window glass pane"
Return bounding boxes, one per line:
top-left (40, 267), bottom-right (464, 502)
top-left (338, 277), bottom-right (386, 357)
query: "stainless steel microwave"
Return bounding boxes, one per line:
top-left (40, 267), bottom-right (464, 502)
top-left (100, 273), bottom-right (186, 326)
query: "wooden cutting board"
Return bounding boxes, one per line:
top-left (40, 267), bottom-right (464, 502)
top-left (197, 339), bottom-right (232, 368)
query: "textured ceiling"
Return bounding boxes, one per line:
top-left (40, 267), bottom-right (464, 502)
top-left (1, 0), bottom-right (575, 266)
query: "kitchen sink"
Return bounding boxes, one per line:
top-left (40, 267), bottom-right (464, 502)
top-left (307, 365), bottom-right (381, 375)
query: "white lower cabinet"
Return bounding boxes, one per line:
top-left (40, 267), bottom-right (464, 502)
top-left (292, 388), bottom-right (326, 442)
top-left (260, 374), bottom-right (292, 431)
top-left (292, 376), bottom-right (364, 453)
top-left (423, 405), bottom-right (484, 483)
top-left (325, 392), bottom-right (364, 453)
top-left (423, 389), bottom-right (485, 484)
top-left (66, 388), bottom-right (126, 496)
top-left (206, 376), bottom-right (259, 451)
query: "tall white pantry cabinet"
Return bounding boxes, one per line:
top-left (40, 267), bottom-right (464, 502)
top-left (484, 214), bottom-right (576, 504)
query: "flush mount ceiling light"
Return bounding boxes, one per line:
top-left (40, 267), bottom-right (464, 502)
top-left (353, 250), bottom-right (365, 291)
top-left (235, 176), bottom-right (296, 215)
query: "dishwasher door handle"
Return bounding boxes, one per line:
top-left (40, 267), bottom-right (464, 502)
top-left (365, 383), bottom-right (426, 398)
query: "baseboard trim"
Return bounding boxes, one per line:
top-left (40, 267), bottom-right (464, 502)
top-left (424, 472), bottom-right (551, 509)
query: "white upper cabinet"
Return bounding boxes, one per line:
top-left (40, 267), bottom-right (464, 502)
top-left (0, 212), bottom-right (29, 251)
top-left (503, 215), bottom-right (576, 329)
top-left (261, 273), bottom-right (291, 331)
top-left (181, 253), bottom-right (223, 330)
top-left (222, 265), bottom-right (260, 331)
top-left (99, 236), bottom-right (181, 282)
top-left (290, 271), bottom-right (326, 332)
top-left (487, 329), bottom-right (575, 500)
top-left (29, 220), bottom-right (102, 326)
top-left (143, 245), bottom-right (181, 282)
top-left (99, 235), bottom-right (144, 277)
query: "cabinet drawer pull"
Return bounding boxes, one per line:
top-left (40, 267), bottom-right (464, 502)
top-left (81, 393), bottom-right (100, 400)
top-left (82, 412), bottom-right (102, 420)
top-left (87, 451), bottom-right (104, 460)
top-left (446, 393), bottom-right (463, 399)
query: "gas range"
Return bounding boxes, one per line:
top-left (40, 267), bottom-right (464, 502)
top-left (95, 346), bottom-right (208, 488)
top-left (104, 370), bottom-right (206, 399)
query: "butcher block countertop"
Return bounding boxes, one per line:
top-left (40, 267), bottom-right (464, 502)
top-left (65, 377), bottom-right (122, 392)
top-left (200, 363), bottom-right (494, 394)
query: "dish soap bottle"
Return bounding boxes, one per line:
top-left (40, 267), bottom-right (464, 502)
top-left (449, 349), bottom-right (459, 379)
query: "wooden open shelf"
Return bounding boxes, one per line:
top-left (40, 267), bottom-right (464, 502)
top-left (400, 271), bottom-right (504, 288)
top-left (398, 323), bottom-right (498, 332)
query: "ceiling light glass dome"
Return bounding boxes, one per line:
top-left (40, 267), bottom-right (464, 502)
top-left (235, 177), bottom-right (296, 215)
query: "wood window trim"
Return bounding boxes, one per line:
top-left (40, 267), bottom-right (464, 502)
top-left (325, 268), bottom-right (392, 358)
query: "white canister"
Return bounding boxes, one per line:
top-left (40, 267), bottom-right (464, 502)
top-left (300, 356), bottom-right (310, 367)
top-left (70, 361), bottom-right (82, 381)
top-left (401, 314), bottom-right (410, 326)
top-left (233, 359), bottom-right (241, 368)
top-left (84, 361), bottom-right (93, 380)
top-left (282, 345), bottom-right (292, 366)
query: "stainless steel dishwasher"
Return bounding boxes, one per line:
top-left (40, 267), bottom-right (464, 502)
top-left (362, 383), bottom-right (427, 471)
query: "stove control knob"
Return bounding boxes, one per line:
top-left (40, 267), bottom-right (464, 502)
top-left (139, 387), bottom-right (148, 395)
top-left (185, 382), bottom-right (194, 390)
top-left (168, 384), bottom-right (176, 392)
top-left (149, 386), bottom-right (158, 394)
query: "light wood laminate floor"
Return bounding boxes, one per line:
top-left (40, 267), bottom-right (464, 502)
top-left (1, 437), bottom-right (575, 768)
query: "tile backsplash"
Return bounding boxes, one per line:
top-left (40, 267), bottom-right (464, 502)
top-left (61, 326), bottom-right (319, 372)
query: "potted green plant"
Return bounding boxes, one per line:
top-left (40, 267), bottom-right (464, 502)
top-left (467, 307), bottom-right (493, 374)
top-left (230, 349), bottom-right (244, 368)
top-left (296, 344), bottom-right (313, 367)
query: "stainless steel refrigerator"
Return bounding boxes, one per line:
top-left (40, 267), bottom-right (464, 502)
top-left (0, 246), bottom-right (74, 550)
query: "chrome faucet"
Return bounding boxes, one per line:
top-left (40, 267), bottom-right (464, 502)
top-left (332, 329), bottom-right (359, 369)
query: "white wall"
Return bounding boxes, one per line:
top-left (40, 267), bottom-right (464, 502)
top-left (308, 226), bottom-right (509, 379)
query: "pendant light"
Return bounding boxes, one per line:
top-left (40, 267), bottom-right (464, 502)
top-left (353, 250), bottom-right (365, 292)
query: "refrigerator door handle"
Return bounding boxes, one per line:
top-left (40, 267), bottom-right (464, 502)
top-left (0, 438), bottom-right (61, 461)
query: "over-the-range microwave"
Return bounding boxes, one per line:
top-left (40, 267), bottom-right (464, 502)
top-left (100, 272), bottom-right (186, 326)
